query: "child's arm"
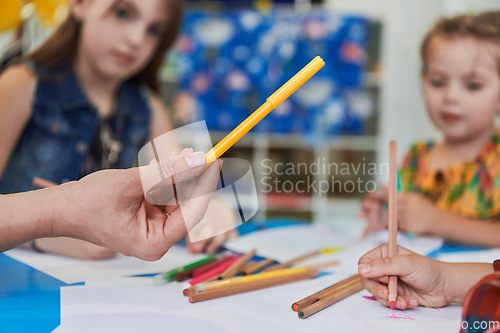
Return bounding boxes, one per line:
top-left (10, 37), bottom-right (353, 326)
top-left (358, 244), bottom-right (494, 309)
top-left (398, 192), bottom-right (500, 248)
top-left (429, 209), bottom-right (500, 248)
top-left (0, 65), bottom-right (35, 176)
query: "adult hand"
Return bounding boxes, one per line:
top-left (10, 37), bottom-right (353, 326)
top-left (55, 149), bottom-right (221, 261)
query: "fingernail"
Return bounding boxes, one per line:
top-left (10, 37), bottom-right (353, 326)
top-left (185, 152), bottom-right (206, 168)
top-left (358, 264), bottom-right (371, 274)
top-left (409, 298), bottom-right (417, 306)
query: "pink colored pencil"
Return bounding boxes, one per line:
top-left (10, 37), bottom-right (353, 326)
top-left (192, 255), bottom-right (241, 278)
top-left (186, 256), bottom-right (240, 287)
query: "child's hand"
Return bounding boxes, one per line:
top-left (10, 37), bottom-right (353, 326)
top-left (398, 193), bottom-right (442, 235)
top-left (360, 186), bottom-right (388, 237)
top-left (358, 245), bottom-right (451, 309)
top-left (186, 197), bottom-right (238, 254)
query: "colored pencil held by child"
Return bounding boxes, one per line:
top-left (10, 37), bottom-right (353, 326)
top-left (288, 141), bottom-right (398, 319)
top-left (360, 11), bottom-right (500, 248)
top-left (357, 244), bottom-right (497, 315)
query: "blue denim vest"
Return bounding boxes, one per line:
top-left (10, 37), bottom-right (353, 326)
top-left (0, 64), bottom-right (151, 194)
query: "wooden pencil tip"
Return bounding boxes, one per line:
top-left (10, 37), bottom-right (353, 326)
top-left (298, 311), bottom-right (305, 319)
top-left (183, 289), bottom-right (189, 296)
top-left (390, 301), bottom-right (395, 311)
top-left (189, 296), bottom-right (194, 303)
top-left (292, 303), bottom-right (299, 311)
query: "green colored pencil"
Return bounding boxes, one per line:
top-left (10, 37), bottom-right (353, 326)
top-left (153, 254), bottom-right (217, 285)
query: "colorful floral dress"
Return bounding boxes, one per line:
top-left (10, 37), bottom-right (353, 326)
top-left (400, 132), bottom-right (500, 220)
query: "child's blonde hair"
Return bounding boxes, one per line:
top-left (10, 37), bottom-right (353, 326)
top-left (421, 11), bottom-right (500, 76)
top-left (29, 0), bottom-right (183, 92)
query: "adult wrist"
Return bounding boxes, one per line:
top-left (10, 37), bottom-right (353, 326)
top-left (46, 181), bottom-right (78, 239)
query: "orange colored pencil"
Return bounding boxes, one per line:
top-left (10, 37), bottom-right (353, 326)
top-left (238, 261), bottom-right (259, 275)
top-left (262, 250), bottom-right (320, 272)
top-left (188, 269), bottom-right (319, 303)
top-left (297, 275), bottom-right (364, 319)
top-left (241, 259), bottom-right (274, 275)
top-left (291, 274), bottom-right (359, 312)
top-left (33, 177), bottom-right (57, 188)
top-left (388, 141), bottom-right (398, 310)
top-left (302, 260), bottom-right (339, 271)
top-left (216, 249), bottom-right (256, 280)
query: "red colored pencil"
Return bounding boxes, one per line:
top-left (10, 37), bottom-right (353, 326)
top-left (192, 255), bottom-right (241, 278)
top-left (184, 256), bottom-right (240, 287)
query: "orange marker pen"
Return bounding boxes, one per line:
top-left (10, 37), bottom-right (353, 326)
top-left (204, 56), bottom-right (325, 169)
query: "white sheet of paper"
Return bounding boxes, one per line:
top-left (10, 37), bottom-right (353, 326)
top-left (4, 245), bottom-right (206, 284)
top-left (47, 224), bottom-right (452, 333)
top-left (56, 277), bottom-right (310, 333)
top-left (213, 278), bottom-right (463, 333)
top-left (437, 248), bottom-right (500, 263)
top-left (56, 274), bottom-right (462, 333)
top-left (365, 230), bottom-right (444, 256)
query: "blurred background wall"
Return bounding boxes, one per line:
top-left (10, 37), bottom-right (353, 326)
top-left (1, 0), bottom-right (499, 223)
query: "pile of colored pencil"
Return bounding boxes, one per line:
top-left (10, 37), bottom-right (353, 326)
top-left (291, 274), bottom-right (364, 319)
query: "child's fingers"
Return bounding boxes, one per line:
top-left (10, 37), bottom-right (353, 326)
top-left (180, 148), bottom-right (194, 156)
top-left (361, 226), bottom-right (371, 238)
top-left (358, 254), bottom-right (416, 279)
top-left (359, 244), bottom-right (390, 265)
top-left (361, 277), bottom-right (388, 301)
top-left (186, 238), bottom-right (205, 254)
top-left (402, 295), bottom-right (419, 309)
top-left (373, 275), bottom-right (390, 284)
top-left (360, 198), bottom-right (373, 211)
top-left (362, 279), bottom-right (415, 311)
top-left (204, 233), bottom-right (227, 254)
top-left (394, 295), bottom-right (419, 310)
top-left (358, 245), bottom-right (414, 267)
top-left (373, 294), bottom-right (416, 310)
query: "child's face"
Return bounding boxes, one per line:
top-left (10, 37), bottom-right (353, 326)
top-left (75, 0), bottom-right (168, 81)
top-left (423, 37), bottom-right (500, 142)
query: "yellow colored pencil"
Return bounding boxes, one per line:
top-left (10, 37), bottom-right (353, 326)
top-left (204, 56), bottom-right (325, 169)
top-left (194, 267), bottom-right (309, 293)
